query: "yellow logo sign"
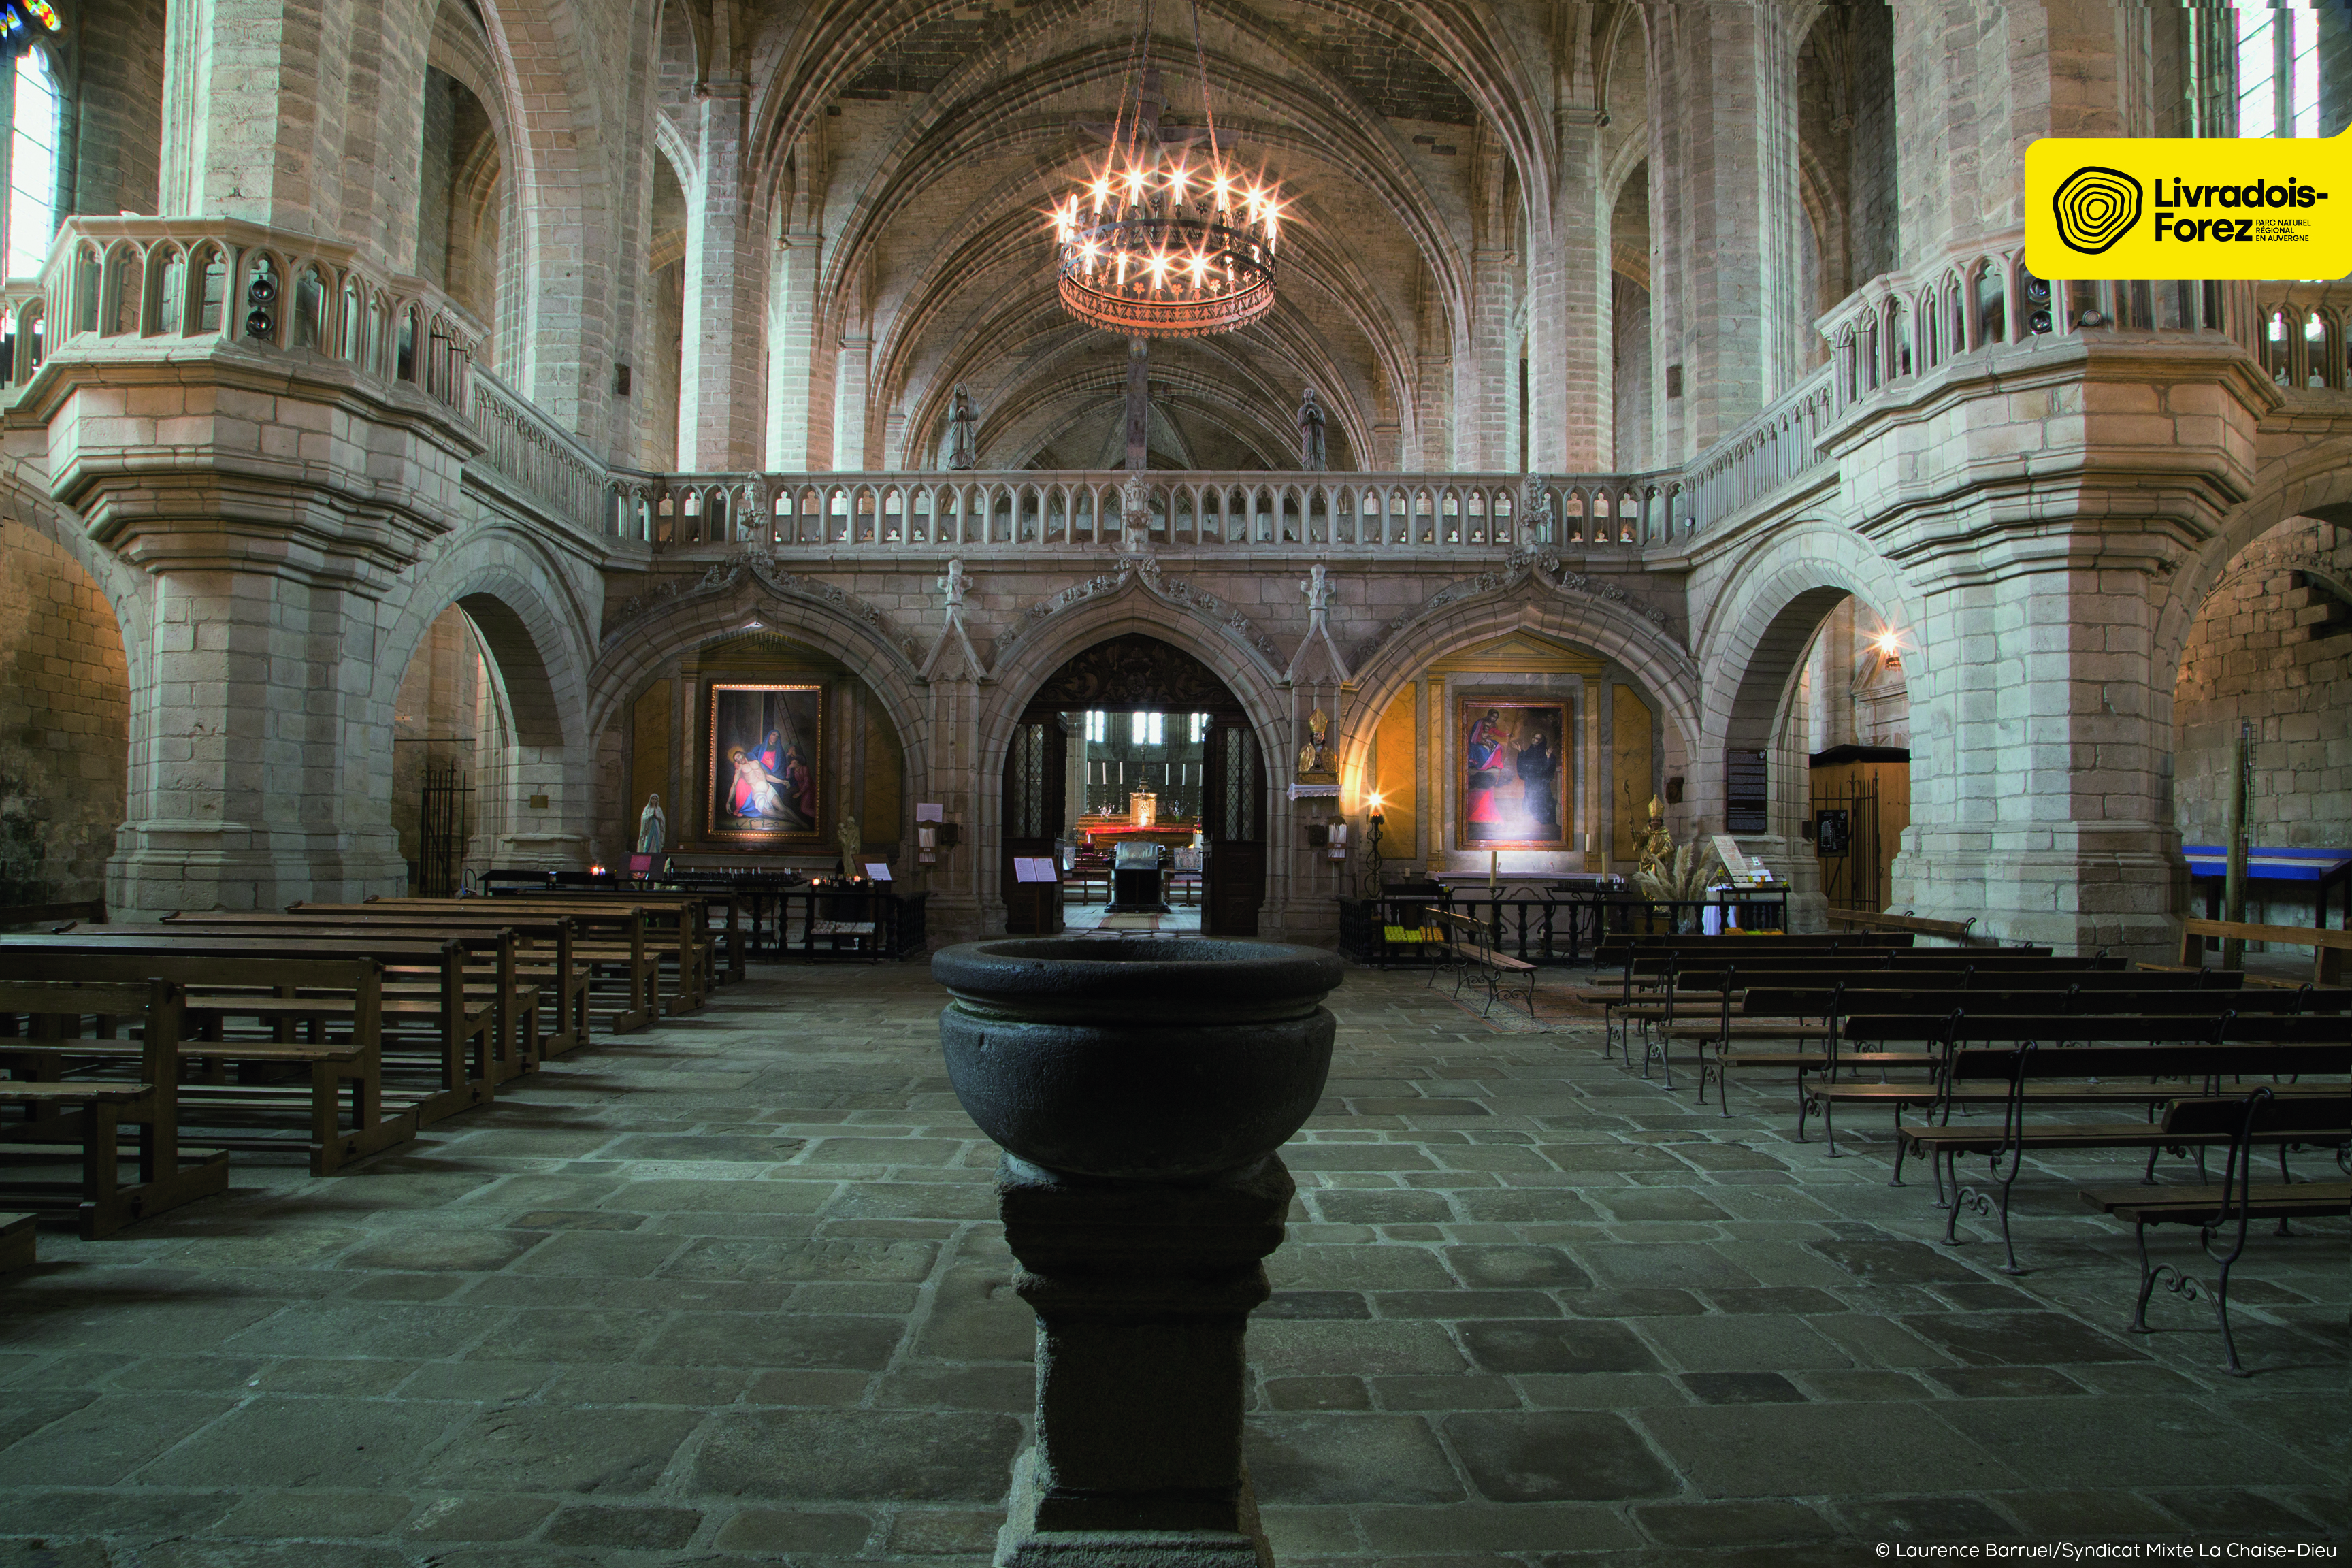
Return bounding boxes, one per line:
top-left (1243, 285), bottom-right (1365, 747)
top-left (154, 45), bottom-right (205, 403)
top-left (2025, 133), bottom-right (2351, 278)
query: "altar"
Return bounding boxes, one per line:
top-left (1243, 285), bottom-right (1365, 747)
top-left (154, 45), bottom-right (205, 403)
top-left (1073, 788), bottom-right (1198, 851)
top-left (1107, 840), bottom-right (1171, 914)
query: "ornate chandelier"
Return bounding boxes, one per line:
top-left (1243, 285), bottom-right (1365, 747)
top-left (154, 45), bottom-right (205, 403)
top-left (1051, 0), bottom-right (1281, 339)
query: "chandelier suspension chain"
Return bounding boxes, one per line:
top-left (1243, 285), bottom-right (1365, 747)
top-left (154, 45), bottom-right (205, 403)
top-left (1048, 0), bottom-right (1284, 338)
top-left (1186, 0), bottom-right (1220, 171)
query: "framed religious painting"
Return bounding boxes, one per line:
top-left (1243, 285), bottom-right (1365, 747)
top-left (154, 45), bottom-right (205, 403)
top-left (706, 683), bottom-right (824, 842)
top-left (1457, 699), bottom-right (1571, 851)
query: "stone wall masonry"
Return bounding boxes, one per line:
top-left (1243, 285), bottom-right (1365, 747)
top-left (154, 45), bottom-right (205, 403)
top-left (70, 0), bottom-right (167, 218)
top-left (2172, 517), bottom-right (2352, 926)
top-left (0, 518), bottom-right (129, 906)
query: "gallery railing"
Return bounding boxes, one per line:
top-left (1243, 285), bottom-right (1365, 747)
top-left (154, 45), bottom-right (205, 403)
top-left (2251, 279), bottom-right (2352, 391)
top-left (472, 367), bottom-right (610, 538)
top-left (1814, 229), bottom-right (2266, 420)
top-left (604, 469), bottom-right (1690, 553)
top-left (14, 216), bottom-right (480, 414)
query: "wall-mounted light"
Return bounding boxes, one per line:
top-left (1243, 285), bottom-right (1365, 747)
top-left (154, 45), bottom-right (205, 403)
top-left (1872, 627), bottom-right (1904, 659)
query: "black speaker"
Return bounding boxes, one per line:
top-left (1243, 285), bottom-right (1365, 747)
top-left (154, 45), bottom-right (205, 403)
top-left (245, 270), bottom-right (276, 339)
top-left (2021, 271), bottom-right (2053, 335)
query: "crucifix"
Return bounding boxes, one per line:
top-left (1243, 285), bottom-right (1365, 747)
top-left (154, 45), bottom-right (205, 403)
top-left (1079, 60), bottom-right (1226, 474)
top-left (1125, 337), bottom-right (1149, 472)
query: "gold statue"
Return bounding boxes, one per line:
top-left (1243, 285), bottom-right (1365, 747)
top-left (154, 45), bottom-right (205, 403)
top-left (1296, 707), bottom-right (1336, 782)
top-left (1632, 794), bottom-right (1675, 877)
top-left (836, 813), bottom-right (863, 876)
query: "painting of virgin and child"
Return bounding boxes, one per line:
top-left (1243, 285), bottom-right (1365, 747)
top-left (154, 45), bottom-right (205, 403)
top-left (708, 683), bottom-right (822, 839)
top-left (1458, 700), bottom-right (1569, 849)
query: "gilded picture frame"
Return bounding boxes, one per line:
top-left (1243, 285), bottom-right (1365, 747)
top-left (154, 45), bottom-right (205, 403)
top-left (1457, 699), bottom-right (1570, 851)
top-left (706, 683), bottom-right (824, 842)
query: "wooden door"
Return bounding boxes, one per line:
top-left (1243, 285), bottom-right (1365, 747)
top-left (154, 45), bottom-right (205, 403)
top-left (1203, 721), bottom-right (1266, 936)
top-left (1002, 717), bottom-right (1067, 934)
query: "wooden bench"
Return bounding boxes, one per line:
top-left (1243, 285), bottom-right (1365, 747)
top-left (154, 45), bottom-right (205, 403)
top-left (1427, 909), bottom-right (1538, 1018)
top-left (1, 934), bottom-right (495, 1128)
top-left (1682, 976), bottom-right (2335, 1115)
top-left (0, 900), bottom-right (106, 929)
top-left (1590, 949), bottom-right (2088, 1083)
top-left (165, 913), bottom-right (587, 1076)
top-left (2178, 916), bottom-right (2352, 986)
top-left (0, 979), bottom-right (231, 1237)
top-left (0, 952), bottom-right (419, 1175)
top-left (1810, 1011), bottom-right (2352, 1161)
top-left (481, 890), bottom-right (723, 1003)
top-left (0, 1209), bottom-right (32, 1273)
top-left (1827, 909), bottom-right (1995, 945)
top-left (359, 897), bottom-right (669, 1026)
top-left (1918, 1042), bottom-right (2349, 1273)
top-left (2081, 1088), bottom-right (2352, 1376)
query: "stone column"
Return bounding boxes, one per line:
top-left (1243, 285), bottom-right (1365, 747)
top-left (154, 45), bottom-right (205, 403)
top-left (1452, 131), bottom-right (1516, 471)
top-left (1525, 112), bottom-right (1609, 472)
top-left (921, 670), bottom-right (987, 943)
top-left (833, 333), bottom-right (872, 472)
top-left (1452, 248), bottom-right (1515, 471)
top-left (766, 227), bottom-right (822, 470)
top-left (679, 78), bottom-right (766, 471)
top-left (1651, 2), bottom-right (1802, 453)
top-left (159, 0), bottom-right (423, 277)
top-left (1891, 564), bottom-right (2178, 956)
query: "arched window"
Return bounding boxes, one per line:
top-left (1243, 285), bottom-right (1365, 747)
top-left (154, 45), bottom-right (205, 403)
top-left (5, 48), bottom-right (60, 278)
top-left (2236, 8), bottom-right (2319, 139)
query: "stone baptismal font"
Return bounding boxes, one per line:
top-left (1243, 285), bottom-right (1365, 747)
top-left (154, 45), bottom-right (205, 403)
top-left (933, 936), bottom-right (1347, 1567)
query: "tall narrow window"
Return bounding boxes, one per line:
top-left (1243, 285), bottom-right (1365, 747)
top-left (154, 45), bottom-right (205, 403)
top-left (1189, 711), bottom-right (1207, 744)
top-left (2237, 6), bottom-right (2321, 139)
top-left (5, 48), bottom-right (59, 279)
top-left (1083, 710), bottom-right (1107, 743)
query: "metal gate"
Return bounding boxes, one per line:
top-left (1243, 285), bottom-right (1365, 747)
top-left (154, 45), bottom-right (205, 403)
top-left (418, 760), bottom-right (473, 897)
top-left (1812, 775), bottom-right (1882, 912)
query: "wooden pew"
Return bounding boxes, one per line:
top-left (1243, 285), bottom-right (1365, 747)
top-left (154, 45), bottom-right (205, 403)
top-left (0, 952), bottom-right (418, 1175)
top-left (163, 914), bottom-right (570, 1079)
top-left (346, 898), bottom-right (659, 1030)
top-left (0, 979), bottom-right (231, 1237)
top-left (290, 905), bottom-right (598, 1047)
top-left (0, 934), bottom-right (493, 1128)
top-left (2085, 1088), bottom-right (2352, 1377)
top-left (480, 892), bottom-right (719, 1007)
top-left (1596, 950), bottom-right (2086, 1081)
top-left (2178, 916), bottom-right (2352, 985)
top-left (1679, 976), bottom-right (2342, 1113)
top-left (1827, 909), bottom-right (1991, 945)
top-left (1809, 1011), bottom-right (2351, 1160)
top-left (0, 1209), bottom-right (32, 1273)
top-left (1923, 1042), bottom-right (2349, 1273)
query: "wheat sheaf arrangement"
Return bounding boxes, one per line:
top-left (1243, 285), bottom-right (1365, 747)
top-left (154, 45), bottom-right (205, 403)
top-left (1632, 838), bottom-right (1723, 904)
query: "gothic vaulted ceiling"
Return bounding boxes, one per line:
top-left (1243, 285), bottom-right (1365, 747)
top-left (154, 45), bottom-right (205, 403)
top-left (649, 0), bottom-right (1574, 472)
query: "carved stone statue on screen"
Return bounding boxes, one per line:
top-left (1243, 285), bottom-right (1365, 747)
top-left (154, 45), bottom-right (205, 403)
top-left (1296, 385), bottom-right (1327, 471)
top-left (947, 385), bottom-right (979, 470)
top-left (636, 794), bottom-right (667, 853)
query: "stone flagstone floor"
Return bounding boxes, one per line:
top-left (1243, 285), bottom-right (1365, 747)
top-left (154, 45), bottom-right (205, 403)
top-left (0, 961), bottom-right (2344, 1567)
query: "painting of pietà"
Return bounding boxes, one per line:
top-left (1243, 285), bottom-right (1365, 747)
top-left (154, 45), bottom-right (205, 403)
top-left (1458, 700), bottom-right (1569, 850)
top-left (708, 683), bottom-right (823, 840)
